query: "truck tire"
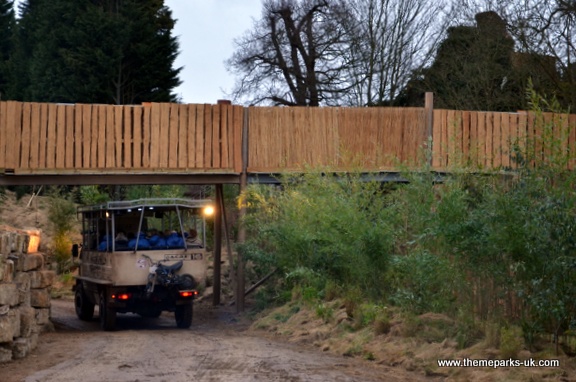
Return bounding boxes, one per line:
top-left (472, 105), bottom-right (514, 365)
top-left (175, 303), bottom-right (192, 329)
top-left (74, 283), bottom-right (94, 321)
top-left (99, 290), bottom-right (117, 331)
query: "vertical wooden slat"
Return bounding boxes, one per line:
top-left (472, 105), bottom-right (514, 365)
top-left (133, 106), bottom-right (143, 168)
top-left (446, 110), bottom-right (455, 167)
top-left (477, 112), bottom-right (486, 168)
top-left (105, 105), bottom-right (115, 168)
top-left (142, 104), bottom-right (151, 168)
top-left (485, 113), bottom-right (494, 169)
top-left (6, 102), bottom-right (22, 169)
top-left (211, 105), bottom-right (221, 168)
top-left (194, 104), bottom-right (204, 168)
top-left (46, 103), bottom-right (57, 168)
top-left (150, 103), bottom-right (161, 168)
top-left (159, 103), bottom-right (171, 168)
top-left (168, 103), bottom-right (179, 168)
top-left (462, 111), bottom-right (470, 165)
top-left (93, 105), bottom-right (102, 168)
top-left (508, 113), bottom-right (518, 169)
top-left (85, 105), bottom-right (95, 169)
top-left (20, 103), bottom-right (32, 169)
top-left (177, 104), bottom-right (188, 168)
top-left (38, 104), bottom-right (48, 168)
top-left (469, 111), bottom-right (478, 167)
top-left (74, 104), bottom-right (83, 168)
top-left (220, 104), bottom-right (230, 169)
top-left (203, 105), bottom-right (212, 168)
top-left (123, 106), bottom-right (132, 169)
top-left (5, 102), bottom-right (15, 168)
top-left (500, 113), bottom-right (510, 168)
top-left (64, 105), bottom-right (74, 168)
top-left (0, 102), bottom-right (5, 168)
top-left (492, 112), bottom-right (502, 169)
top-left (553, 113), bottom-right (568, 168)
top-left (29, 103), bottom-right (41, 169)
top-left (569, 114), bottom-right (576, 170)
top-left (97, 106), bottom-right (107, 168)
top-left (431, 110), bottom-right (443, 169)
top-left (114, 106), bottom-right (123, 168)
top-left (56, 105), bottom-right (66, 168)
top-left (187, 105), bottom-right (198, 168)
top-left (231, 105), bottom-right (242, 172)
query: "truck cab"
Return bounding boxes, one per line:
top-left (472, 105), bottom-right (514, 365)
top-left (73, 198), bottom-right (213, 330)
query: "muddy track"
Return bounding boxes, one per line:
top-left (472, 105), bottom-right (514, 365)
top-left (2, 298), bottom-right (436, 382)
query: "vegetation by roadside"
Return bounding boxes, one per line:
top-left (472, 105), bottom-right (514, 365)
top-left (239, 91), bottom-right (576, 380)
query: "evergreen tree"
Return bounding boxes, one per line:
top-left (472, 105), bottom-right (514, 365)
top-left (0, 0), bottom-right (14, 99)
top-left (16, 0), bottom-right (181, 104)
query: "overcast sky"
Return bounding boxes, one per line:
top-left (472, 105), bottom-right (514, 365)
top-left (165, 0), bottom-right (262, 104)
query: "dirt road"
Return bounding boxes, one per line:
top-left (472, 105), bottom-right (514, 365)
top-left (2, 298), bottom-right (435, 382)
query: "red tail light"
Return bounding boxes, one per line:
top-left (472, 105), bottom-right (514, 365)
top-left (179, 290), bottom-right (197, 298)
top-left (112, 293), bottom-right (131, 300)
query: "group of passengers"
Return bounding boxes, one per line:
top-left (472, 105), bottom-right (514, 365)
top-left (98, 228), bottom-right (201, 251)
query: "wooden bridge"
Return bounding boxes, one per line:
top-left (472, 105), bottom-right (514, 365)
top-left (0, 97), bottom-right (574, 186)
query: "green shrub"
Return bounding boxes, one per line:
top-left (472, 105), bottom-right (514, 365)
top-left (500, 326), bottom-right (524, 358)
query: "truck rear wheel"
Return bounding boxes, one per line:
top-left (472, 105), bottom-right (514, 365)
top-left (99, 290), bottom-right (117, 331)
top-left (175, 303), bottom-right (192, 328)
top-left (74, 283), bottom-right (94, 321)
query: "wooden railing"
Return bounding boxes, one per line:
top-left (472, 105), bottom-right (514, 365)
top-left (433, 109), bottom-right (576, 170)
top-left (0, 101), bottom-right (244, 173)
top-left (247, 106), bottom-right (427, 172)
top-left (1, 100), bottom-right (575, 177)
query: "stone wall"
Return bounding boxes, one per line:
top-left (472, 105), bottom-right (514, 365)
top-left (0, 226), bottom-right (54, 363)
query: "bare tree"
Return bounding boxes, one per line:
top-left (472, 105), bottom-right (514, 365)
top-left (226, 0), bottom-right (353, 106)
top-left (345, 0), bottom-right (450, 106)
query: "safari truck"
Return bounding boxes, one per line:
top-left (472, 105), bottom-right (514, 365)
top-left (72, 198), bottom-right (213, 331)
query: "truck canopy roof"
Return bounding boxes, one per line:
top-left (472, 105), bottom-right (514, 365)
top-left (78, 198), bottom-right (213, 214)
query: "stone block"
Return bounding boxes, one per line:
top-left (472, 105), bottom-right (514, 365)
top-left (0, 309), bottom-right (20, 343)
top-left (20, 253), bottom-right (44, 272)
top-left (3, 260), bottom-right (14, 283)
top-left (11, 337), bottom-right (30, 359)
top-left (35, 308), bottom-right (51, 325)
top-left (29, 270), bottom-right (55, 289)
top-left (19, 306), bottom-right (35, 338)
top-left (30, 289), bottom-right (51, 308)
top-left (0, 283), bottom-right (18, 306)
top-left (9, 233), bottom-right (17, 252)
top-left (14, 272), bottom-right (30, 305)
top-left (0, 346), bottom-right (12, 363)
top-left (0, 233), bottom-right (10, 255)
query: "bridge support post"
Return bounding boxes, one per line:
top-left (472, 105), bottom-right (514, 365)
top-left (213, 184), bottom-right (222, 306)
top-left (236, 106), bottom-right (249, 313)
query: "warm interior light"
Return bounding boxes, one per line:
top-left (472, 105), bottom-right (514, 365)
top-left (203, 206), bottom-right (214, 216)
